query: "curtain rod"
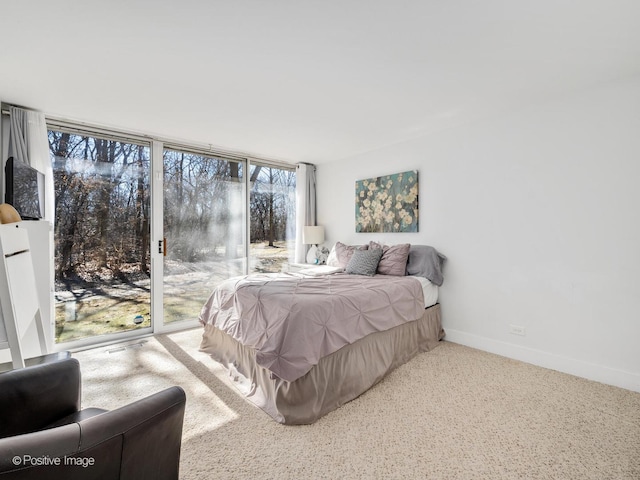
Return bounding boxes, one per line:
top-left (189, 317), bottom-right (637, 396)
top-left (3, 106), bottom-right (299, 169)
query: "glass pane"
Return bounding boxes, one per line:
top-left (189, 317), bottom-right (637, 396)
top-left (249, 165), bottom-right (296, 273)
top-left (49, 130), bottom-right (151, 343)
top-left (163, 149), bottom-right (246, 324)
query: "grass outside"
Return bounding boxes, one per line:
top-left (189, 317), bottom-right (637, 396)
top-left (55, 242), bottom-right (292, 344)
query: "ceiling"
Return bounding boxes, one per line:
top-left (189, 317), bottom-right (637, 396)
top-left (1, 1), bottom-right (639, 165)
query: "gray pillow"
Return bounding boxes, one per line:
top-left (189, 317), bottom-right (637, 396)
top-left (406, 245), bottom-right (447, 286)
top-left (346, 248), bottom-right (383, 276)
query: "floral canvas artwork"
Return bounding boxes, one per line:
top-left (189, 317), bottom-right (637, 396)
top-left (355, 170), bottom-right (419, 233)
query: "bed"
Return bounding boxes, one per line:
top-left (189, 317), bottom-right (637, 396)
top-left (199, 244), bottom-right (446, 424)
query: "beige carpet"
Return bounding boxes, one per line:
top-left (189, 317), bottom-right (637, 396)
top-left (73, 329), bottom-right (640, 479)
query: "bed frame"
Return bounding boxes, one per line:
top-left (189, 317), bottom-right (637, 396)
top-left (200, 303), bottom-right (443, 424)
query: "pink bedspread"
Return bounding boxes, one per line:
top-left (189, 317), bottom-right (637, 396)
top-left (199, 272), bottom-right (425, 382)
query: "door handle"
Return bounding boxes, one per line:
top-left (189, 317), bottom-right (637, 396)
top-left (158, 239), bottom-right (167, 256)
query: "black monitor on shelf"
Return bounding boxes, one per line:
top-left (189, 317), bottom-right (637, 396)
top-left (4, 157), bottom-right (44, 220)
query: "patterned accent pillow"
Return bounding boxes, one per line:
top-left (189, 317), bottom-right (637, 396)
top-left (334, 242), bottom-right (368, 269)
top-left (345, 248), bottom-right (383, 276)
top-left (369, 242), bottom-right (411, 276)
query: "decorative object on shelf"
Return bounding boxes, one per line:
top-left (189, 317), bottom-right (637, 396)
top-left (0, 203), bottom-right (21, 224)
top-left (315, 246), bottom-right (330, 265)
top-left (355, 170), bottom-right (419, 233)
top-left (303, 225), bottom-right (325, 264)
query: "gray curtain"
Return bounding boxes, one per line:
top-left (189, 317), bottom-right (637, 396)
top-left (7, 106), bottom-right (54, 223)
top-left (294, 163), bottom-right (316, 263)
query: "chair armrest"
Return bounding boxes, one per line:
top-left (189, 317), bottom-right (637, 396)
top-left (0, 387), bottom-right (186, 480)
top-left (0, 423), bottom-right (81, 475)
top-left (0, 358), bottom-right (81, 438)
top-left (79, 386), bottom-right (186, 480)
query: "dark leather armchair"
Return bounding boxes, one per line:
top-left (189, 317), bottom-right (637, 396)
top-left (0, 358), bottom-right (186, 480)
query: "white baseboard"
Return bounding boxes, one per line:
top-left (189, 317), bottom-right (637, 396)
top-left (444, 329), bottom-right (640, 393)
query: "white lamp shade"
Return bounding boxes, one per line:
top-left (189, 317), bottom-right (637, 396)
top-left (303, 226), bottom-right (325, 245)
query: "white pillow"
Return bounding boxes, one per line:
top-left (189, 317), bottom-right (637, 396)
top-left (326, 244), bottom-right (340, 267)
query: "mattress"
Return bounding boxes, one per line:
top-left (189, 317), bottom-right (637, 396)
top-left (412, 276), bottom-right (439, 308)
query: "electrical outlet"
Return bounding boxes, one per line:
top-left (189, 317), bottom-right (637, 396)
top-left (509, 324), bottom-right (526, 336)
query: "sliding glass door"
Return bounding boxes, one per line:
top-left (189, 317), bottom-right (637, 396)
top-left (48, 129), bottom-right (151, 345)
top-left (162, 148), bottom-right (246, 325)
top-left (46, 123), bottom-right (295, 343)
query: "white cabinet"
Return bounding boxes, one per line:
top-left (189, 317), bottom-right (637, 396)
top-left (0, 220), bottom-right (53, 365)
top-left (16, 220), bottom-right (54, 352)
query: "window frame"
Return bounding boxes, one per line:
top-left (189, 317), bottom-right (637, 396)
top-left (40, 115), bottom-right (297, 344)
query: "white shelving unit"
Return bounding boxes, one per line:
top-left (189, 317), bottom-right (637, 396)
top-left (0, 221), bottom-right (53, 367)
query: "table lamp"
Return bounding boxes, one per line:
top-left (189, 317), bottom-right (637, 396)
top-left (303, 226), bottom-right (325, 264)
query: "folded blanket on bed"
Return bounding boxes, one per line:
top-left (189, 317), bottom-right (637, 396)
top-left (199, 273), bottom-right (425, 382)
top-left (298, 265), bottom-right (343, 276)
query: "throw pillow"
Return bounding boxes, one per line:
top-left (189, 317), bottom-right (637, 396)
top-left (369, 242), bottom-right (411, 276)
top-left (334, 241), bottom-right (368, 269)
top-left (326, 244), bottom-right (340, 267)
top-left (345, 248), bottom-right (383, 276)
top-left (406, 245), bottom-right (447, 286)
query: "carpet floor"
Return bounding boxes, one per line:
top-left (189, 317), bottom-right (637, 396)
top-left (73, 328), bottom-right (640, 479)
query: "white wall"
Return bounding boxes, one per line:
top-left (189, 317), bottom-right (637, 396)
top-left (316, 77), bottom-right (640, 392)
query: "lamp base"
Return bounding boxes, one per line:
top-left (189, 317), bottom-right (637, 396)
top-left (306, 244), bottom-right (318, 264)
